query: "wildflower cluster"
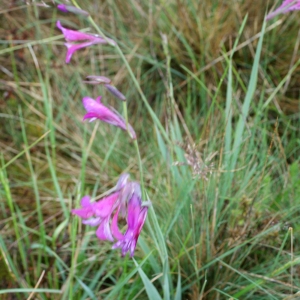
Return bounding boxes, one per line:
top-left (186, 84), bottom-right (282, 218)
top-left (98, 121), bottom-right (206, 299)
top-left (56, 5), bottom-right (149, 257)
top-left (72, 174), bottom-right (148, 257)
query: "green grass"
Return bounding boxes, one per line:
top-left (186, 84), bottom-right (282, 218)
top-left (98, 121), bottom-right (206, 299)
top-left (1, 0), bottom-right (300, 299)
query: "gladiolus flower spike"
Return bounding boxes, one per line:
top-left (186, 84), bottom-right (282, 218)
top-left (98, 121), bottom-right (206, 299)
top-left (72, 174), bottom-right (150, 257)
top-left (266, 0), bottom-right (300, 20)
top-left (82, 96), bottom-right (136, 139)
top-left (56, 21), bottom-right (116, 63)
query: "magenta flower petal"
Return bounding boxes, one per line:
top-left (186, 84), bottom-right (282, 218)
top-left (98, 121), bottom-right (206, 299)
top-left (72, 207), bottom-right (94, 218)
top-left (56, 21), bottom-right (116, 63)
top-left (112, 185), bottom-right (148, 257)
top-left (96, 218), bottom-right (114, 241)
top-left (106, 106), bottom-right (136, 139)
top-left (95, 96), bottom-right (102, 104)
top-left (82, 96), bottom-right (136, 139)
top-left (64, 41), bottom-right (99, 63)
top-left (82, 217), bottom-right (102, 226)
top-left (72, 174), bottom-right (149, 257)
top-left (266, 0), bottom-right (300, 20)
top-left (112, 208), bottom-right (148, 257)
top-left (83, 112), bottom-right (98, 121)
top-left (72, 195), bottom-right (94, 218)
top-left (111, 207), bottom-right (124, 240)
top-left (81, 195), bottom-right (92, 206)
top-left (57, 4), bottom-right (69, 12)
top-left (82, 96), bottom-right (102, 112)
top-left (57, 21), bottom-right (99, 42)
top-left (72, 192), bottom-right (119, 222)
top-left (93, 192), bottom-right (120, 218)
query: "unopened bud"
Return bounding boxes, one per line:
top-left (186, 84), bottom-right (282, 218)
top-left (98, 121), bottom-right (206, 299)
top-left (57, 4), bottom-right (89, 17)
top-left (84, 75), bottom-right (112, 84)
top-left (83, 76), bottom-right (126, 101)
top-left (104, 84), bottom-right (126, 101)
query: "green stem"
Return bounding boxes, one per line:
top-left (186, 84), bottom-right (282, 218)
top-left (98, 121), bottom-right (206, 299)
top-left (123, 101), bottom-right (145, 200)
top-left (122, 101), bottom-right (129, 130)
top-left (134, 139), bottom-right (145, 201)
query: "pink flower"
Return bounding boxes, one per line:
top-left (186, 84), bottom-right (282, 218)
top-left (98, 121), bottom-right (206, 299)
top-left (72, 174), bottom-right (149, 257)
top-left (72, 174), bottom-right (129, 241)
top-left (57, 4), bottom-right (89, 16)
top-left (112, 182), bottom-right (148, 257)
top-left (82, 96), bottom-right (136, 139)
top-left (266, 0), bottom-right (300, 20)
top-left (56, 21), bottom-right (116, 63)
top-left (72, 193), bottom-right (119, 241)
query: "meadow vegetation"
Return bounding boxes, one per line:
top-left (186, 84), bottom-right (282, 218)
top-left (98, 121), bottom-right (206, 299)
top-left (1, 0), bottom-right (300, 299)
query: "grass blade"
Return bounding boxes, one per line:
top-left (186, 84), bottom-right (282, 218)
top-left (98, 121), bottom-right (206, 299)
top-left (133, 258), bottom-right (163, 300)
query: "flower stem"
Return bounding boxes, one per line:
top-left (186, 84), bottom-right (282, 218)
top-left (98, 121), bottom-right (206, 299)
top-left (134, 139), bottom-right (145, 200)
top-left (122, 101), bottom-right (129, 132)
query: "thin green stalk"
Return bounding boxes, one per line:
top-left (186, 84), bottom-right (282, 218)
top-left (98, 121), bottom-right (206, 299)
top-left (122, 87), bottom-right (145, 199)
top-left (66, 209), bottom-right (79, 300)
top-left (45, 139), bottom-right (68, 218)
top-left (134, 139), bottom-right (145, 200)
top-left (1, 131), bottom-right (50, 170)
top-left (28, 45), bottom-right (56, 162)
top-left (119, 255), bottom-right (129, 299)
top-left (80, 127), bottom-right (88, 196)
top-left (122, 101), bottom-right (129, 128)
top-left (0, 160), bottom-right (29, 284)
top-left (0, 35), bottom-right (62, 56)
top-left (19, 107), bottom-right (46, 275)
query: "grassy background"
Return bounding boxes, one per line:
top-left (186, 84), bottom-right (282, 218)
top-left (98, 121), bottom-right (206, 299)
top-left (1, 0), bottom-right (300, 299)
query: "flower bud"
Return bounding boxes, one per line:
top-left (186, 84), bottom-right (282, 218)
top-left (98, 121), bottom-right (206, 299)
top-left (57, 4), bottom-right (89, 17)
